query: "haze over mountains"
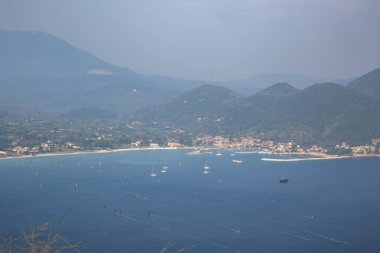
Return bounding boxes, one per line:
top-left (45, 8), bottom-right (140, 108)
top-left (1, 29), bottom-right (380, 146)
top-left (228, 73), bottom-right (355, 94)
top-left (0, 30), bottom-right (357, 114)
top-left (0, 30), bottom-right (205, 114)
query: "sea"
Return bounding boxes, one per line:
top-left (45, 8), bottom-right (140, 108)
top-left (0, 149), bottom-right (380, 253)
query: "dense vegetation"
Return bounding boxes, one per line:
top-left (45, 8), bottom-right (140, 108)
top-left (134, 85), bottom-right (243, 135)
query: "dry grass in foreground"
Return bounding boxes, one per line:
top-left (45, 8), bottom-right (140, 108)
top-left (0, 223), bottom-right (80, 253)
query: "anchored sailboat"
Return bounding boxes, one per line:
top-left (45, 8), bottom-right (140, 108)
top-left (161, 161), bottom-right (169, 173)
top-left (150, 167), bottom-right (157, 177)
top-left (203, 161), bottom-right (210, 174)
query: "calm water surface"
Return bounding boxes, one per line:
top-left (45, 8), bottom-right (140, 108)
top-left (0, 150), bottom-right (380, 252)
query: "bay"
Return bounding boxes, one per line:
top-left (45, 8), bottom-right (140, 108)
top-left (0, 150), bottom-right (379, 253)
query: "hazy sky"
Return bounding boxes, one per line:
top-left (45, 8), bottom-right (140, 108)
top-left (0, 0), bottom-right (379, 81)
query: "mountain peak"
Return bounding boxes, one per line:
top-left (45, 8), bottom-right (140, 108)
top-left (256, 82), bottom-right (298, 96)
top-left (179, 84), bottom-right (240, 101)
top-left (0, 29), bottom-right (133, 78)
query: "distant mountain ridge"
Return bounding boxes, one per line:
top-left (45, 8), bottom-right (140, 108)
top-left (0, 30), bottom-right (135, 78)
top-left (0, 30), bottom-right (208, 114)
top-left (228, 72), bottom-right (356, 95)
top-left (0, 29), bottom-right (362, 116)
top-left (228, 73), bottom-right (322, 93)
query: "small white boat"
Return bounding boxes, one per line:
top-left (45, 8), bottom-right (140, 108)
top-left (232, 159), bottom-right (243, 163)
top-left (161, 161), bottom-right (169, 173)
top-left (150, 167), bottom-right (157, 177)
top-left (203, 162), bottom-right (210, 170)
top-left (215, 153), bottom-right (223, 156)
top-left (203, 170), bottom-right (210, 174)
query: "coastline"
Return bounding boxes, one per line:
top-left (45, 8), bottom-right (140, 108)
top-left (236, 150), bottom-right (380, 162)
top-left (186, 149), bottom-right (380, 162)
top-left (0, 146), bottom-right (379, 162)
top-left (0, 147), bottom-right (195, 161)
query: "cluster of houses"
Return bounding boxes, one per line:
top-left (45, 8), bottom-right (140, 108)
top-left (335, 139), bottom-right (380, 155)
top-left (184, 135), bottom-right (380, 155)
top-left (1, 135), bottom-right (379, 158)
top-left (191, 135), bottom-right (328, 154)
top-left (0, 141), bottom-right (82, 156)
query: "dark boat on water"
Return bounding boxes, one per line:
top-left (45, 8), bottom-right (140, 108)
top-left (279, 177), bottom-right (289, 183)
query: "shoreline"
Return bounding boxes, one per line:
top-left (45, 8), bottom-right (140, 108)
top-left (0, 147), bottom-right (379, 162)
top-left (0, 147), bottom-right (195, 161)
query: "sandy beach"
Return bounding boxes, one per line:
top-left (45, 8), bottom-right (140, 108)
top-left (0, 147), bottom-right (194, 161)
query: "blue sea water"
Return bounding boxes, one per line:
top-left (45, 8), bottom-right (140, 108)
top-left (0, 150), bottom-right (380, 253)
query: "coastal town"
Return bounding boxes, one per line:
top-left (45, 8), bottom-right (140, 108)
top-left (1, 131), bottom-right (379, 159)
top-left (1, 112), bottom-right (379, 160)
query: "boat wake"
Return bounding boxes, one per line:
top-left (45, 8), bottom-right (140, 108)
top-left (113, 190), bottom-right (148, 200)
top-left (128, 192), bottom-right (149, 200)
top-left (219, 224), bottom-right (242, 234)
top-left (191, 236), bottom-right (241, 253)
top-left (150, 214), bottom-right (195, 227)
top-left (264, 228), bottom-right (311, 242)
top-left (300, 228), bottom-right (350, 245)
top-left (116, 212), bottom-right (165, 230)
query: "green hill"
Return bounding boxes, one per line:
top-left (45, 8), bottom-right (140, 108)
top-left (135, 85), bottom-right (242, 134)
top-left (254, 82), bottom-right (299, 96)
top-left (347, 67), bottom-right (380, 97)
top-left (136, 81), bottom-right (380, 146)
top-left (223, 83), bottom-right (299, 132)
top-left (256, 83), bottom-right (380, 145)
